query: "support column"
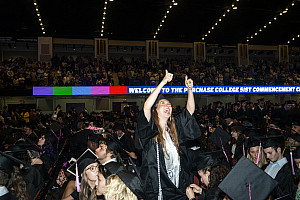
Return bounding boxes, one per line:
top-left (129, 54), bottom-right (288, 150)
top-left (38, 37), bottom-right (52, 63)
top-left (95, 38), bottom-right (108, 61)
top-left (237, 43), bottom-right (249, 66)
top-left (146, 40), bottom-right (159, 63)
top-left (278, 45), bottom-right (289, 63)
top-left (194, 42), bottom-right (206, 62)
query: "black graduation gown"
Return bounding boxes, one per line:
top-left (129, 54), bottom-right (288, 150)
top-left (136, 109), bottom-right (202, 200)
top-left (69, 129), bottom-right (93, 159)
top-left (0, 192), bottom-right (18, 200)
top-left (262, 162), bottom-right (297, 199)
top-left (198, 187), bottom-right (226, 200)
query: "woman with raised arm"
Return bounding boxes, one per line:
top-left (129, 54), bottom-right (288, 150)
top-left (135, 70), bottom-right (202, 200)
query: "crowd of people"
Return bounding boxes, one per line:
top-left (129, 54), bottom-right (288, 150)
top-left (0, 70), bottom-right (300, 200)
top-left (0, 56), bottom-right (300, 89)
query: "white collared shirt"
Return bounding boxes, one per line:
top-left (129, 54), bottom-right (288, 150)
top-left (102, 158), bottom-right (117, 166)
top-left (264, 157), bottom-right (288, 179)
top-left (0, 186), bottom-right (9, 197)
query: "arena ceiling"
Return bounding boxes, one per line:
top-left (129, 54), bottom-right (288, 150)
top-left (1, 0), bottom-right (300, 46)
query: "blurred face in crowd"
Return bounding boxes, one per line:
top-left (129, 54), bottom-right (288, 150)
top-left (292, 125), bottom-right (300, 134)
top-left (231, 131), bottom-right (239, 140)
top-left (249, 146), bottom-right (260, 161)
top-left (95, 143), bottom-right (112, 163)
top-left (264, 147), bottom-right (281, 163)
top-left (88, 141), bottom-right (98, 153)
top-left (97, 173), bottom-right (106, 195)
top-left (38, 135), bottom-right (46, 146)
top-left (84, 163), bottom-right (99, 189)
top-left (259, 101), bottom-right (264, 108)
top-left (115, 129), bottom-right (123, 137)
top-left (284, 103), bottom-right (292, 111)
top-left (24, 126), bottom-right (32, 135)
top-left (198, 170), bottom-right (210, 187)
top-left (156, 99), bottom-right (172, 120)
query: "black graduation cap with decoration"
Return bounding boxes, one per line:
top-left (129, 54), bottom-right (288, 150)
top-left (218, 156), bottom-right (278, 200)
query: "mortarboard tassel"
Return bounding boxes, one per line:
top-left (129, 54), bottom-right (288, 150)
top-left (249, 183), bottom-right (251, 200)
top-left (220, 137), bottom-right (229, 163)
top-left (243, 143), bottom-right (245, 157)
top-left (255, 141), bottom-right (261, 165)
top-left (290, 149), bottom-right (295, 175)
top-left (75, 160), bottom-right (81, 192)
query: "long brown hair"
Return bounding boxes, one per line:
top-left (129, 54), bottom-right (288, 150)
top-left (153, 107), bottom-right (180, 156)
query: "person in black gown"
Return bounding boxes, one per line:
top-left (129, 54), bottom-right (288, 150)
top-left (135, 70), bottom-right (202, 200)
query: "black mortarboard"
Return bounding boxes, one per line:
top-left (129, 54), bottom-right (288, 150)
top-left (257, 98), bottom-right (264, 102)
top-left (195, 150), bottom-right (223, 171)
top-left (262, 135), bottom-right (284, 149)
top-left (0, 152), bottom-right (25, 175)
top-left (245, 137), bottom-right (260, 149)
top-left (294, 146), bottom-right (300, 159)
top-left (88, 133), bottom-right (103, 144)
top-left (67, 148), bottom-right (98, 176)
top-left (285, 100), bottom-right (293, 105)
top-left (78, 158), bottom-right (97, 176)
top-left (292, 120), bottom-right (300, 127)
top-left (209, 127), bottom-right (231, 149)
top-left (291, 133), bottom-right (300, 143)
top-left (268, 128), bottom-right (282, 136)
top-left (218, 156), bottom-right (278, 200)
top-left (113, 123), bottom-right (125, 132)
top-left (104, 134), bottom-right (123, 155)
top-left (152, 93), bottom-right (167, 111)
top-left (246, 128), bottom-right (260, 138)
top-left (116, 170), bottom-right (145, 199)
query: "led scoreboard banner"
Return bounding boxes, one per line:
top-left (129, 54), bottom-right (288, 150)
top-left (33, 86), bottom-right (300, 95)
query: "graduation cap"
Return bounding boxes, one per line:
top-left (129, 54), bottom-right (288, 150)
top-left (209, 127), bottom-right (231, 163)
top-left (0, 151), bottom-right (25, 175)
top-left (195, 150), bottom-right (223, 171)
top-left (152, 93), bottom-right (167, 111)
top-left (257, 98), bottom-right (264, 103)
top-left (209, 127), bottom-right (231, 149)
top-left (246, 128), bottom-right (260, 138)
top-left (113, 123), bottom-right (125, 132)
top-left (67, 148), bottom-right (98, 176)
top-left (116, 170), bottom-right (145, 199)
top-left (245, 137), bottom-right (260, 149)
top-left (262, 135), bottom-right (284, 149)
top-left (103, 134), bottom-right (123, 156)
top-left (267, 128), bottom-right (282, 136)
top-left (218, 156), bottom-right (278, 200)
top-left (88, 133), bottom-right (103, 144)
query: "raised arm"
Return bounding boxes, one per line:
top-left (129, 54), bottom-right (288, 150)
top-left (143, 70), bottom-right (173, 121)
top-left (185, 75), bottom-right (195, 115)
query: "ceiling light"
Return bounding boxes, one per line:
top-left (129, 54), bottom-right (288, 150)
top-left (102, 21), bottom-right (105, 24)
top-left (274, 17), bottom-right (277, 20)
top-left (101, 34), bottom-right (103, 36)
top-left (202, 37), bottom-right (205, 40)
top-left (173, 2), bottom-right (178, 5)
top-left (158, 28), bottom-right (160, 31)
top-left (109, 0), bottom-right (114, 1)
top-left (215, 22), bottom-right (218, 25)
top-left (227, 9), bottom-right (230, 12)
top-left (283, 10), bottom-right (287, 13)
top-left (102, 25), bottom-right (104, 28)
top-left (164, 15), bottom-right (167, 18)
top-left (264, 25), bottom-right (266, 28)
top-left (160, 24), bottom-right (162, 27)
top-left (259, 29), bottom-right (262, 32)
top-left (298, 35), bottom-right (300, 37)
top-left (255, 32), bottom-right (257, 35)
top-left (105, 1), bottom-right (107, 4)
top-left (36, 8), bottom-right (38, 11)
top-left (233, 7), bottom-right (237, 9)
top-left (287, 41), bottom-right (290, 43)
top-left (223, 14), bottom-right (226, 17)
top-left (251, 36), bottom-right (253, 38)
top-left (269, 21), bottom-right (271, 24)
top-left (154, 35), bottom-right (156, 38)
top-left (285, 8), bottom-right (288, 11)
top-left (219, 18), bottom-right (222, 21)
top-left (40, 23), bottom-right (43, 26)
top-left (39, 18), bottom-right (41, 21)
top-left (208, 30), bottom-right (210, 33)
top-left (292, 2), bottom-right (294, 6)
top-left (41, 27), bottom-right (44, 30)
top-left (162, 19), bottom-right (164, 22)
top-left (232, 4), bottom-right (234, 7)
top-left (43, 32), bottom-right (45, 34)
top-left (247, 39), bottom-right (249, 42)
top-left (212, 26), bottom-right (214, 29)
top-left (169, 5), bottom-right (172, 8)
top-left (205, 34), bottom-right (207, 37)
top-left (292, 38), bottom-right (295, 40)
top-left (167, 10), bottom-right (169, 13)
top-left (34, 2), bottom-right (37, 5)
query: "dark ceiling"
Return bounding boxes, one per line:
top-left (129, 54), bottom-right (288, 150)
top-left (1, 0), bottom-right (300, 46)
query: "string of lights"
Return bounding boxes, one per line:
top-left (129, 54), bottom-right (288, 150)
top-left (246, 0), bottom-right (296, 43)
top-left (201, 0), bottom-right (241, 41)
top-left (100, 0), bottom-right (114, 37)
top-left (153, 0), bottom-right (178, 39)
top-left (33, 0), bottom-right (45, 35)
top-left (287, 34), bottom-right (300, 44)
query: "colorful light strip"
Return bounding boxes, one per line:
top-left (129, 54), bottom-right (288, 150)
top-left (33, 86), bottom-right (300, 95)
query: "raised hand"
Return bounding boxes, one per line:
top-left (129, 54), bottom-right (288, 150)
top-left (162, 69), bottom-right (173, 84)
top-left (185, 75), bottom-right (193, 90)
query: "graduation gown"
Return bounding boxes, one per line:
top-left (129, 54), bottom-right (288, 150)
top-left (262, 162), bottom-right (296, 199)
top-left (104, 161), bottom-right (126, 174)
top-left (198, 187), bottom-right (226, 200)
top-left (136, 109), bottom-right (202, 200)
